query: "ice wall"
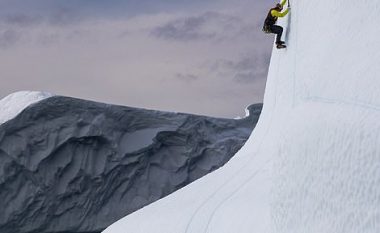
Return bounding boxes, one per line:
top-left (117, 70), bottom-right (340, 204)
top-left (270, 1), bottom-right (380, 232)
top-left (104, 1), bottom-right (380, 232)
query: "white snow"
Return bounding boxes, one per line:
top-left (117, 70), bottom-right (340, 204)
top-left (104, 0), bottom-right (380, 232)
top-left (0, 91), bottom-right (53, 125)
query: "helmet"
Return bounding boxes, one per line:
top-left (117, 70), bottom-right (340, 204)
top-left (276, 3), bottom-right (283, 10)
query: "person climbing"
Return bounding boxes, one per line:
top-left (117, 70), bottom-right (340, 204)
top-left (263, 0), bottom-right (290, 49)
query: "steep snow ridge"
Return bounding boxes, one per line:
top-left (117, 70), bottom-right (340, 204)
top-left (104, 1), bottom-right (380, 233)
top-left (0, 91), bottom-right (53, 124)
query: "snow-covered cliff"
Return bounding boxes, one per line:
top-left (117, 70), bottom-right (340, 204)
top-left (104, 1), bottom-right (380, 233)
top-left (0, 95), bottom-right (261, 233)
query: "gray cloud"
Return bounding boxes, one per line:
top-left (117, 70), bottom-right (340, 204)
top-left (151, 11), bottom-right (242, 41)
top-left (175, 73), bottom-right (199, 82)
top-left (151, 15), bottom-right (208, 41)
top-left (234, 72), bottom-right (257, 83)
top-left (1, 8), bottom-right (84, 27)
top-left (0, 0), bottom-right (222, 23)
top-left (208, 54), bottom-right (270, 84)
top-left (0, 0), bottom-right (273, 118)
top-left (233, 70), bottom-right (268, 84)
top-left (3, 14), bottom-right (43, 27)
top-left (47, 7), bottom-right (83, 26)
top-left (217, 57), bottom-right (259, 71)
top-left (0, 30), bottom-right (21, 48)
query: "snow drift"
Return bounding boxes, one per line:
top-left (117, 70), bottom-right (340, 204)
top-left (0, 91), bottom-right (53, 125)
top-left (104, 1), bottom-right (380, 232)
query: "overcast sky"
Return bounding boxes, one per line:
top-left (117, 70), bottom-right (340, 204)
top-left (0, 0), bottom-right (274, 118)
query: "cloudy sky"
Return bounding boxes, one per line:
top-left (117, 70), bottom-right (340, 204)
top-left (0, 0), bottom-right (274, 118)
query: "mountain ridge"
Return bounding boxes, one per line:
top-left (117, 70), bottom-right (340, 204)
top-left (0, 96), bottom-right (261, 233)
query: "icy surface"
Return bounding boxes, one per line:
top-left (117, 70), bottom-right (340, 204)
top-left (0, 96), bottom-right (261, 233)
top-left (0, 91), bottom-right (53, 124)
top-left (104, 1), bottom-right (380, 233)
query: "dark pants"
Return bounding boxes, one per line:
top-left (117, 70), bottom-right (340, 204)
top-left (270, 25), bottom-right (283, 44)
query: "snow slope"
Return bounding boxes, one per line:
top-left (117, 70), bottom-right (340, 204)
top-left (104, 1), bottom-right (380, 232)
top-left (0, 91), bottom-right (53, 124)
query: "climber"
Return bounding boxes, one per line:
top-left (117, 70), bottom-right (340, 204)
top-left (263, 0), bottom-right (290, 49)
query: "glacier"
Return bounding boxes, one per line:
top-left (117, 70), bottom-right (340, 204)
top-left (104, 0), bottom-right (380, 233)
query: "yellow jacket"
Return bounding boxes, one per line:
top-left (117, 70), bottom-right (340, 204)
top-left (271, 0), bottom-right (290, 18)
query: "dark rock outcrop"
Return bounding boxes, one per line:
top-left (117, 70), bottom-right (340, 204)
top-left (0, 96), bottom-right (262, 233)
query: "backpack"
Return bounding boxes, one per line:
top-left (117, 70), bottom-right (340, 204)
top-left (262, 24), bottom-right (271, 34)
top-left (262, 7), bottom-right (278, 34)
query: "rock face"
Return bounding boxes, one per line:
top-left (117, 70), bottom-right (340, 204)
top-left (0, 96), bottom-right (262, 233)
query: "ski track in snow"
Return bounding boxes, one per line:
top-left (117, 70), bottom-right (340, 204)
top-left (202, 160), bottom-right (271, 233)
top-left (198, 43), bottom-right (285, 233)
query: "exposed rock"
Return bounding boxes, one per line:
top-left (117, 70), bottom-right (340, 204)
top-left (0, 96), bottom-right (262, 233)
